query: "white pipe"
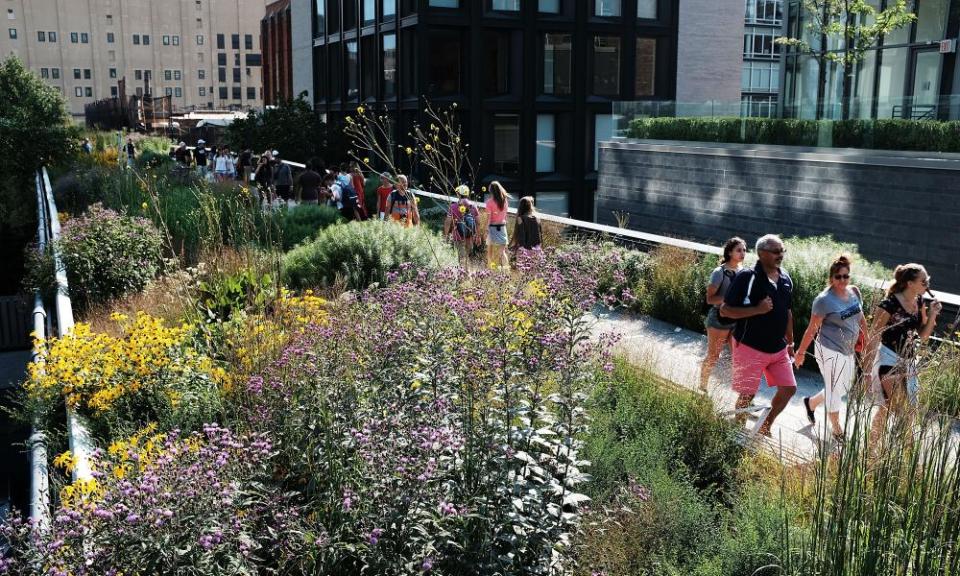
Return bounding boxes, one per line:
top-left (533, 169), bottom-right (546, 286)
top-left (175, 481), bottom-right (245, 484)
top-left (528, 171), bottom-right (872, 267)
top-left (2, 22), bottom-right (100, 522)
top-left (29, 171), bottom-right (50, 531)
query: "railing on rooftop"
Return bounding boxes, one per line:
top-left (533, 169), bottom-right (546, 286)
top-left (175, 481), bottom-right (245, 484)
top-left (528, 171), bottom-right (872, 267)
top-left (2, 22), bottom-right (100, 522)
top-left (30, 167), bottom-right (96, 531)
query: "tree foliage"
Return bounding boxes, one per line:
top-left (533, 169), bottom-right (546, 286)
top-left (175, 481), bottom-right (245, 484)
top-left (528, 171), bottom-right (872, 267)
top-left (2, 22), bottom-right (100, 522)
top-left (224, 93), bottom-right (327, 164)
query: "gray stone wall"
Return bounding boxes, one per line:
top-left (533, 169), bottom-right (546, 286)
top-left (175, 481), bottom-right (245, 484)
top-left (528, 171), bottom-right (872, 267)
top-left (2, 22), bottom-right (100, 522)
top-left (596, 140), bottom-right (960, 292)
top-left (290, 0), bottom-right (313, 103)
top-left (676, 0), bottom-right (744, 107)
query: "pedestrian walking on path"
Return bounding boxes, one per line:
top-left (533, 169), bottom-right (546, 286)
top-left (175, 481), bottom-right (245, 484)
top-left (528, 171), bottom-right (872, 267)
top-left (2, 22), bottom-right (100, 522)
top-left (510, 196), bottom-right (542, 253)
top-left (864, 263), bottom-right (942, 435)
top-left (794, 254), bottom-right (868, 441)
top-left (484, 181), bottom-right (511, 270)
top-left (699, 237), bottom-right (746, 392)
top-left (444, 185), bottom-right (480, 270)
top-left (720, 234), bottom-right (796, 437)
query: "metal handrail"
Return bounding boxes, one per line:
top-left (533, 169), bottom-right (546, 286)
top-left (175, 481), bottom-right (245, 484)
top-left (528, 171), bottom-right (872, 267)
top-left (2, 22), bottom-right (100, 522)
top-left (29, 171), bottom-right (50, 532)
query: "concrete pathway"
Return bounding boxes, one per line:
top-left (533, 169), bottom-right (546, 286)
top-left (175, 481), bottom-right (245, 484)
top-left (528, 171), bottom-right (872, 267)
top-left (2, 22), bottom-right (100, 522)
top-left (591, 309), bottom-right (844, 462)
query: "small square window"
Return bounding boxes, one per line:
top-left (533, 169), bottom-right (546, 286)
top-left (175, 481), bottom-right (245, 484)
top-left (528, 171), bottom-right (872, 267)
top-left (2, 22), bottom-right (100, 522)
top-left (135, 69), bottom-right (142, 80)
top-left (174, 70), bottom-right (181, 80)
top-left (231, 33), bottom-right (239, 49)
top-left (199, 87), bottom-right (206, 96)
top-left (73, 68), bottom-right (81, 79)
top-left (109, 68), bottom-right (117, 78)
top-left (84, 87), bottom-right (92, 97)
top-left (232, 86), bottom-right (241, 100)
top-left (234, 53), bottom-right (240, 65)
top-left (196, 18), bottom-right (202, 29)
top-left (7, 28), bottom-right (15, 39)
top-left (173, 35), bottom-right (180, 46)
top-left (196, 35), bottom-right (204, 45)
top-left (219, 87), bottom-right (228, 99)
top-left (75, 86), bottom-right (83, 97)
top-left (80, 32), bottom-right (88, 43)
top-left (145, 70), bottom-right (152, 80)
top-left (198, 69), bottom-right (206, 80)
top-left (539, 0), bottom-right (560, 12)
top-left (106, 14), bottom-right (113, 24)
top-left (143, 34), bottom-right (150, 45)
top-left (164, 70), bottom-right (172, 81)
top-left (111, 86), bottom-right (118, 96)
top-left (40, 68), bottom-right (49, 78)
top-left (163, 35), bottom-right (170, 45)
top-left (174, 87), bottom-right (182, 97)
top-left (37, 31), bottom-right (46, 42)
top-left (165, 87), bottom-right (173, 96)
top-left (218, 52), bottom-right (226, 66)
top-left (247, 87), bottom-right (255, 100)
top-left (71, 32), bottom-right (79, 43)
top-left (594, 0), bottom-right (620, 16)
top-left (51, 68), bottom-right (60, 79)
top-left (83, 69), bottom-right (91, 79)
top-left (217, 34), bottom-right (224, 49)
top-left (107, 32), bottom-right (115, 43)
top-left (48, 31), bottom-right (56, 42)
top-left (133, 34), bottom-right (140, 44)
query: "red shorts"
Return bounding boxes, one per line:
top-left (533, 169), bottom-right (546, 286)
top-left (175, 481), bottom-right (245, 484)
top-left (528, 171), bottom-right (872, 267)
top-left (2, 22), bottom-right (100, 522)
top-left (732, 340), bottom-right (797, 396)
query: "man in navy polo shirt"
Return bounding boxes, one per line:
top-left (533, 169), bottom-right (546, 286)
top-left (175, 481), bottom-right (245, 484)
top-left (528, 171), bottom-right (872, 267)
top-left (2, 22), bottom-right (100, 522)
top-left (720, 234), bottom-right (796, 437)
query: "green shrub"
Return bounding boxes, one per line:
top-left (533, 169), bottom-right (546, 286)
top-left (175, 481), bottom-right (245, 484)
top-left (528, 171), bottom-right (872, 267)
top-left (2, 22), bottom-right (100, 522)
top-left (57, 203), bottom-right (165, 310)
top-left (632, 246), bottom-right (715, 332)
top-left (282, 220), bottom-right (456, 290)
top-left (267, 203), bottom-right (343, 250)
top-left (627, 117), bottom-right (960, 152)
top-left (918, 340), bottom-right (960, 418)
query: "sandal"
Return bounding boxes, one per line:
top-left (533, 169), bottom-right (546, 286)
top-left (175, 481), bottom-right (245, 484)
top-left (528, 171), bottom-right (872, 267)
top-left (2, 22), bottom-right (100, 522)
top-left (803, 397), bottom-right (816, 425)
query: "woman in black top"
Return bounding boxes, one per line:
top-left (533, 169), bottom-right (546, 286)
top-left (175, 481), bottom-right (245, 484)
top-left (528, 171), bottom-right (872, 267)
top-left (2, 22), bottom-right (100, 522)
top-left (865, 263), bottom-right (942, 430)
top-left (510, 196), bottom-right (542, 251)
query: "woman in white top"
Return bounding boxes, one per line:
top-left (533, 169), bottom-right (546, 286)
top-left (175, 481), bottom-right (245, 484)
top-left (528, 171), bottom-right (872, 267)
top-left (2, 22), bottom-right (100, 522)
top-left (214, 147), bottom-right (232, 182)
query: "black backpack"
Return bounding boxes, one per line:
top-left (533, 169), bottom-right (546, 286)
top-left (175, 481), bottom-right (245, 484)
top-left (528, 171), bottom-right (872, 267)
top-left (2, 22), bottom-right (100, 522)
top-left (454, 201), bottom-right (477, 238)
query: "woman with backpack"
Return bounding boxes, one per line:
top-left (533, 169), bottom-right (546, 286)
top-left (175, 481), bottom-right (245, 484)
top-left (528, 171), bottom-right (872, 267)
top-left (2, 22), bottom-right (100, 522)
top-left (699, 237), bottom-right (747, 392)
top-left (484, 181), bottom-right (511, 270)
top-left (444, 185), bottom-right (480, 270)
top-left (794, 254), bottom-right (869, 442)
top-left (386, 174), bottom-right (419, 227)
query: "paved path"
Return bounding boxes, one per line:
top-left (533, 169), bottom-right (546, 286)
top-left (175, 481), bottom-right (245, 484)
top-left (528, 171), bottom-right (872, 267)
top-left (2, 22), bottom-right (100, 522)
top-left (591, 309), bottom-right (840, 462)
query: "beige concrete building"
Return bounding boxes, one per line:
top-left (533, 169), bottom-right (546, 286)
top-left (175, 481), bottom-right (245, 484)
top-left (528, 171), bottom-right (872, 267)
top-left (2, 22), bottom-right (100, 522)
top-left (0, 0), bottom-right (271, 118)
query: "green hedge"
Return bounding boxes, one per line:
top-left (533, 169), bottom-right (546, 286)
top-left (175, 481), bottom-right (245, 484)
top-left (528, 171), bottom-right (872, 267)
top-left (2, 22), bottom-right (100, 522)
top-left (627, 117), bottom-right (960, 153)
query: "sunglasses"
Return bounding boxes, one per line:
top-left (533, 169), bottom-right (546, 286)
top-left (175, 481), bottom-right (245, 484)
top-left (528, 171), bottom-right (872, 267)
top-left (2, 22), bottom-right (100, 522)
top-left (762, 248), bottom-right (787, 255)
top-left (833, 274), bottom-right (850, 280)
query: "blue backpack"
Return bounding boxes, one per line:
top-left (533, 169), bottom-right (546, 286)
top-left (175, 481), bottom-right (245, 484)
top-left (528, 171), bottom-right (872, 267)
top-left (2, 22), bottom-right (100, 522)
top-left (454, 201), bottom-right (477, 238)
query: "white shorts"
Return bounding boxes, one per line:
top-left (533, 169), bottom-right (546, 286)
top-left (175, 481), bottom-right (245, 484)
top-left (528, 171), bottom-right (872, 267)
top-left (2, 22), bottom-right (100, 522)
top-left (814, 341), bottom-right (855, 413)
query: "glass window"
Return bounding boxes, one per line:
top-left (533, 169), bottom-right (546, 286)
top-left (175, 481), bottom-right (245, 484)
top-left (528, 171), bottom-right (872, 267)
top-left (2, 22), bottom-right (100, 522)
top-left (218, 52), bottom-right (227, 66)
top-left (197, 34), bottom-right (204, 45)
top-left (217, 33), bottom-right (224, 49)
top-left (143, 34), bottom-right (150, 45)
top-left (85, 87), bottom-right (92, 97)
top-left (75, 87), bottom-right (83, 97)
top-left (233, 67), bottom-right (241, 82)
top-left (219, 87), bottom-right (228, 99)
top-left (81, 32), bottom-right (88, 43)
top-left (218, 67), bottom-right (226, 82)
top-left (72, 32), bottom-right (79, 43)
top-left (383, 33), bottom-right (397, 96)
top-left (635, 37), bottom-right (656, 96)
top-left (362, 35), bottom-right (377, 97)
top-left (428, 31), bottom-right (461, 94)
top-left (163, 35), bottom-right (171, 45)
top-left (107, 32), bottom-right (115, 43)
top-left (542, 33), bottom-right (572, 95)
top-left (231, 34), bottom-right (239, 49)
top-left (536, 114), bottom-right (555, 173)
top-left (174, 70), bottom-right (182, 80)
top-left (536, 192), bottom-right (568, 217)
top-left (637, 0), bottom-right (656, 19)
top-left (593, 36), bottom-right (620, 96)
top-left (429, 0), bottom-right (459, 7)
top-left (315, 0), bottom-right (325, 35)
top-left (173, 35), bottom-right (180, 46)
top-left (493, 114), bottom-right (520, 175)
top-left (539, 0), bottom-right (560, 12)
top-left (246, 54), bottom-right (262, 66)
top-left (111, 86), bottom-right (118, 97)
top-left (165, 69), bottom-right (172, 81)
top-left (200, 86), bottom-right (206, 96)
top-left (401, 29), bottom-right (417, 96)
top-left (492, 0), bottom-right (520, 10)
top-left (199, 69), bottom-right (206, 79)
top-left (595, 0), bottom-right (620, 16)
top-left (84, 69), bottom-right (91, 79)
top-left (327, 0), bottom-right (340, 33)
top-left (74, 68), bottom-right (81, 79)
top-left (135, 69), bottom-right (143, 80)
top-left (248, 87), bottom-right (256, 100)
top-left (110, 67), bottom-right (117, 78)
top-left (51, 68), bottom-right (59, 79)
top-left (594, 113), bottom-right (614, 170)
top-left (330, 44), bottom-right (343, 99)
top-left (364, 0), bottom-right (376, 24)
top-left (383, 0), bottom-right (396, 20)
top-left (175, 87), bottom-right (182, 97)
top-left (245, 34), bottom-right (253, 50)
top-left (346, 41), bottom-right (359, 98)
top-left (37, 31), bottom-right (45, 41)
top-left (916, 0), bottom-right (948, 42)
top-left (484, 31), bottom-right (510, 95)
top-left (233, 86), bottom-right (241, 100)
top-left (48, 31), bottom-right (56, 42)
top-left (41, 68), bottom-right (49, 78)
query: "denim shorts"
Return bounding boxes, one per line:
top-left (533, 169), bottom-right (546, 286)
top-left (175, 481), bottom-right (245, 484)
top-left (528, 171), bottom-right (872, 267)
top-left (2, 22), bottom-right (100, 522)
top-left (488, 224), bottom-right (508, 246)
top-left (705, 306), bottom-right (735, 331)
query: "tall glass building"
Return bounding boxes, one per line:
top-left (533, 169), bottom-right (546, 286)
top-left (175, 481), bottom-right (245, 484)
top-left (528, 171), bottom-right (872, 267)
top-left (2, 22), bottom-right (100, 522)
top-left (781, 0), bottom-right (960, 120)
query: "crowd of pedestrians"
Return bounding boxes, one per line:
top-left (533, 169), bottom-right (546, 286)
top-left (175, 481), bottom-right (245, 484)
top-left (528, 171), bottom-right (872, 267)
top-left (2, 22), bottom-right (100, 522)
top-left (700, 234), bottom-right (943, 440)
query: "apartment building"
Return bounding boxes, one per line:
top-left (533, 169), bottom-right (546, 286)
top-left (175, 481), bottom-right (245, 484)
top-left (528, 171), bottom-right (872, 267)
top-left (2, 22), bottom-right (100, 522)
top-left (741, 0), bottom-right (782, 117)
top-left (262, 0), bottom-right (293, 105)
top-left (0, 0), bottom-right (272, 118)
top-left (291, 0), bottom-right (742, 221)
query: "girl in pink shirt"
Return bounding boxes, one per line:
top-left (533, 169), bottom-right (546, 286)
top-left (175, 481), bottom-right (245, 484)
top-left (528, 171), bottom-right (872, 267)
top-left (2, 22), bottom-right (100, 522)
top-left (484, 181), bottom-right (511, 270)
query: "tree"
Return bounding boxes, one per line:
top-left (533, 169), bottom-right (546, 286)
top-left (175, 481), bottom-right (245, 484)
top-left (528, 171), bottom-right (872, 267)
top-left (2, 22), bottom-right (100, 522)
top-left (225, 93), bottom-right (328, 164)
top-left (776, 0), bottom-right (915, 120)
top-left (0, 56), bottom-right (79, 292)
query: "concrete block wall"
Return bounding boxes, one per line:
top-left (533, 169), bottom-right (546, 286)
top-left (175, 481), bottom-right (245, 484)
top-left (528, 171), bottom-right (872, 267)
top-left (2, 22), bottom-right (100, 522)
top-left (596, 140), bottom-right (960, 292)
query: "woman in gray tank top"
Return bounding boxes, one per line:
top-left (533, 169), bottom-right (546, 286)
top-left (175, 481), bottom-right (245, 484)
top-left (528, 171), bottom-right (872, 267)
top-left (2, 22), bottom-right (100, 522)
top-left (793, 255), bottom-right (868, 442)
top-left (699, 237), bottom-right (746, 392)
